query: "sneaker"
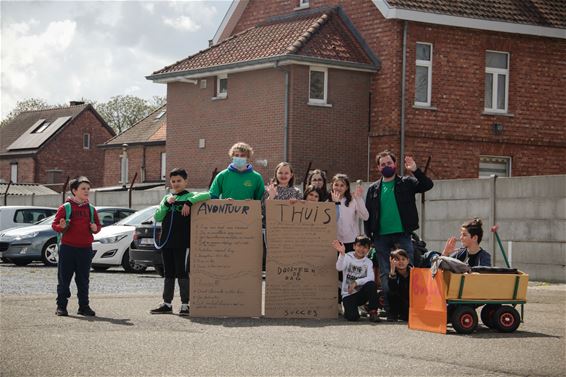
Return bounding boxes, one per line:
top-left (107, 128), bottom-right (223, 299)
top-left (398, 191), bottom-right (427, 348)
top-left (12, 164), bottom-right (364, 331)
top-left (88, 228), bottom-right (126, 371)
top-left (55, 307), bottom-right (68, 316)
top-left (369, 310), bottom-right (381, 323)
top-left (179, 307), bottom-right (190, 316)
top-left (77, 305), bottom-right (96, 316)
top-left (150, 303), bottom-right (172, 315)
top-left (338, 303), bottom-right (344, 316)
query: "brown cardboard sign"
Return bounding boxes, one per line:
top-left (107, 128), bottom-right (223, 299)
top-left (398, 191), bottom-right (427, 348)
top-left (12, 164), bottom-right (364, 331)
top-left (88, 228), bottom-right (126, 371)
top-left (265, 201), bottom-right (338, 319)
top-left (190, 200), bottom-right (262, 317)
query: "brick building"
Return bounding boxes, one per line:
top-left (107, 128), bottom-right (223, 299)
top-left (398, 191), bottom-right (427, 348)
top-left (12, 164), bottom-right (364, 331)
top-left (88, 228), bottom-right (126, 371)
top-left (100, 105), bottom-right (167, 187)
top-left (0, 103), bottom-right (114, 189)
top-left (148, 0), bottom-right (566, 186)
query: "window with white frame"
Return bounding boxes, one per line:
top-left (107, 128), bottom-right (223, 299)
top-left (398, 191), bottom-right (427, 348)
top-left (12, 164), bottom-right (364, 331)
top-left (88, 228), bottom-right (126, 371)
top-left (216, 74), bottom-right (227, 98)
top-left (10, 163), bottom-right (18, 183)
top-left (309, 67), bottom-right (328, 104)
top-left (485, 51), bottom-right (509, 112)
top-left (83, 133), bottom-right (91, 149)
top-left (160, 152), bottom-right (166, 180)
top-left (479, 156), bottom-right (511, 177)
top-left (298, 0), bottom-right (310, 8)
top-left (415, 42), bottom-right (432, 106)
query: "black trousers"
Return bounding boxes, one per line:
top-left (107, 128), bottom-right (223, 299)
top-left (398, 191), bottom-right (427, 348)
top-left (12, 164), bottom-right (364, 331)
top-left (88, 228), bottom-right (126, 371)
top-left (56, 244), bottom-right (93, 308)
top-left (161, 247), bottom-right (190, 304)
top-left (342, 281), bottom-right (379, 321)
top-left (388, 291), bottom-right (410, 321)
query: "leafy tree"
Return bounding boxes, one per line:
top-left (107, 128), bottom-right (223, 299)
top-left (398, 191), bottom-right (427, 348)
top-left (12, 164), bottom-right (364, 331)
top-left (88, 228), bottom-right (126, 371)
top-left (1, 98), bottom-right (53, 128)
top-left (95, 95), bottom-right (165, 134)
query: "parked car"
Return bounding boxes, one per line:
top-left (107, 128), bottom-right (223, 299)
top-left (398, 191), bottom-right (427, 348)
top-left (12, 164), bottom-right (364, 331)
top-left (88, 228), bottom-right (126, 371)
top-left (91, 206), bottom-right (158, 273)
top-left (0, 207), bottom-right (136, 266)
top-left (0, 206), bottom-right (57, 232)
top-left (130, 221), bottom-right (164, 276)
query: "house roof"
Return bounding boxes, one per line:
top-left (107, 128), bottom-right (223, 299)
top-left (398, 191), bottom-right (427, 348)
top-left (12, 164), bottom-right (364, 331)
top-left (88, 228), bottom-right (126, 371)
top-left (213, 1), bottom-right (565, 44)
top-left (148, 7), bottom-right (378, 81)
top-left (0, 182), bottom-right (58, 196)
top-left (102, 105), bottom-right (167, 147)
top-left (383, 0), bottom-right (566, 29)
top-left (0, 104), bottom-right (113, 156)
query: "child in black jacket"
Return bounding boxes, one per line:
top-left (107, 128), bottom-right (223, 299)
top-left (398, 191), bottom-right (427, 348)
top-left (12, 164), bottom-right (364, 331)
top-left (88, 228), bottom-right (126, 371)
top-left (387, 249), bottom-right (412, 322)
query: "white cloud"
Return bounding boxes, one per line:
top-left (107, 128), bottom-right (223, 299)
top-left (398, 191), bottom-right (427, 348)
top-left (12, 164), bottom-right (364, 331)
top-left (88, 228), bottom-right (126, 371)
top-left (163, 15), bottom-right (201, 31)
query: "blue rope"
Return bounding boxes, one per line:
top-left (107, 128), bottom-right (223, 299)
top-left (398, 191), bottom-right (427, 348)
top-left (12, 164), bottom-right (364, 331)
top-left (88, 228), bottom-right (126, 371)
top-left (153, 203), bottom-right (175, 250)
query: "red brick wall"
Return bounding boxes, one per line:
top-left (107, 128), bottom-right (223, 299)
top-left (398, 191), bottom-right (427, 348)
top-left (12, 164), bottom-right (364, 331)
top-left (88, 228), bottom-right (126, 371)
top-left (229, 0), bottom-right (566, 180)
top-left (166, 69), bottom-right (286, 187)
top-left (288, 65), bottom-right (371, 182)
top-left (0, 157), bottom-right (35, 184)
top-left (102, 144), bottom-right (166, 186)
top-left (35, 109), bottom-right (114, 188)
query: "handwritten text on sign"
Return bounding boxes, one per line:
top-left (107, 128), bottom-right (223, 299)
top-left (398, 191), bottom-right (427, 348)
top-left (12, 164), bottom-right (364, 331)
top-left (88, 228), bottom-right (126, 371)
top-left (265, 201), bottom-right (337, 319)
top-left (190, 200), bottom-right (262, 318)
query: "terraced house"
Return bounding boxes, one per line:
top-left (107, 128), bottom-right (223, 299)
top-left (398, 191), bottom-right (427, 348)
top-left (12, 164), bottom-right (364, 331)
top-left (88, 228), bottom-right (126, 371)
top-left (147, 0), bottom-right (566, 186)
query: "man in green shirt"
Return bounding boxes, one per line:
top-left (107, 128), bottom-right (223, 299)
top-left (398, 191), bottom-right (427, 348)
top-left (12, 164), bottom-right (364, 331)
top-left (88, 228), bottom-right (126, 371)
top-left (364, 150), bottom-right (433, 316)
top-left (209, 142), bottom-right (265, 200)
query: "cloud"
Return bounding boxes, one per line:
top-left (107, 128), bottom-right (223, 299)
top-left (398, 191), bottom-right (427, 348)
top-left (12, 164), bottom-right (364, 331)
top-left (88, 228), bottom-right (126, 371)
top-left (0, 1), bottom-right (231, 119)
top-left (163, 15), bottom-right (201, 31)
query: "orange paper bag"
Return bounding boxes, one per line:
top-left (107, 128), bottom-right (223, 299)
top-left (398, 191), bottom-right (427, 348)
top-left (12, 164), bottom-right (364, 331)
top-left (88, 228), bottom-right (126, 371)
top-left (409, 268), bottom-right (447, 334)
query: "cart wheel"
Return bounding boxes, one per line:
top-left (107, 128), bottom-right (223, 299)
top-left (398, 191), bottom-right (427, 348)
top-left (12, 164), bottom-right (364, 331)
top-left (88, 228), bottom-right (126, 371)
top-left (480, 304), bottom-right (501, 328)
top-left (451, 306), bottom-right (478, 334)
top-left (494, 306), bottom-right (520, 333)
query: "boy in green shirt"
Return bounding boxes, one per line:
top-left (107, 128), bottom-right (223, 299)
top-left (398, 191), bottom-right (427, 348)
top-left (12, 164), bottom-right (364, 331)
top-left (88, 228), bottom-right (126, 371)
top-left (209, 142), bottom-right (265, 200)
top-left (150, 168), bottom-right (210, 316)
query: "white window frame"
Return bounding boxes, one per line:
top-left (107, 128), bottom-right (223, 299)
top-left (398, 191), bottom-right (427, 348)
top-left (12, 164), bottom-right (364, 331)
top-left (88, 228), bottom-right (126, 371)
top-left (10, 163), bottom-right (18, 183)
top-left (83, 133), bottom-right (91, 149)
top-left (479, 155), bottom-right (512, 177)
top-left (308, 66), bottom-right (328, 105)
top-left (298, 0), bottom-right (310, 8)
top-left (415, 42), bottom-right (433, 107)
top-left (216, 74), bottom-right (227, 98)
top-left (484, 50), bottom-right (509, 113)
top-left (160, 152), bottom-right (167, 181)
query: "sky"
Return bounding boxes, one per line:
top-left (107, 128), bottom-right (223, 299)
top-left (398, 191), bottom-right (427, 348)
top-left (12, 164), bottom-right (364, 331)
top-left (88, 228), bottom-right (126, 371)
top-left (0, 0), bottom-right (232, 119)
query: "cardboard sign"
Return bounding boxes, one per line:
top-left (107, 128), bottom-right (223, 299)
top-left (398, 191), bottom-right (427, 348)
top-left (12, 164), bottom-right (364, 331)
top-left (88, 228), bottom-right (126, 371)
top-left (264, 201), bottom-right (337, 319)
top-left (409, 268), bottom-right (447, 334)
top-left (190, 200), bottom-right (262, 317)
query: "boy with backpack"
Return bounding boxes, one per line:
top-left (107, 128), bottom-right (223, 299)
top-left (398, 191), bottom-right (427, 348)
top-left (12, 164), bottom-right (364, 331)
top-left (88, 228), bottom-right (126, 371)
top-left (52, 176), bottom-right (101, 317)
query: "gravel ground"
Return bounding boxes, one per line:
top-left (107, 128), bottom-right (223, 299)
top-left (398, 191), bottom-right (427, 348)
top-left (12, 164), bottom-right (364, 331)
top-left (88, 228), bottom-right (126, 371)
top-left (0, 262), bottom-right (162, 296)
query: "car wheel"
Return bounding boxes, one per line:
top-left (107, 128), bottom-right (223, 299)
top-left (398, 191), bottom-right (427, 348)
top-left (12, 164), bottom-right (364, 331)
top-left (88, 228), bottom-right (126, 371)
top-left (154, 265), bottom-right (164, 277)
top-left (92, 265), bottom-right (110, 272)
top-left (13, 259), bottom-right (32, 266)
top-left (121, 249), bottom-right (147, 273)
top-left (41, 239), bottom-right (59, 266)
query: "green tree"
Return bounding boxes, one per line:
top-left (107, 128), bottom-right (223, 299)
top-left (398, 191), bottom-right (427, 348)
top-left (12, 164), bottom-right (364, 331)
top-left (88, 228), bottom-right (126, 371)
top-left (95, 95), bottom-right (165, 134)
top-left (1, 98), bottom-right (53, 128)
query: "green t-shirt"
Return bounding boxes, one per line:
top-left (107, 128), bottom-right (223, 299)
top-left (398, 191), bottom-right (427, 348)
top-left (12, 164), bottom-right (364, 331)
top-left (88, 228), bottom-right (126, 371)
top-left (379, 180), bottom-right (404, 235)
top-left (209, 168), bottom-right (265, 200)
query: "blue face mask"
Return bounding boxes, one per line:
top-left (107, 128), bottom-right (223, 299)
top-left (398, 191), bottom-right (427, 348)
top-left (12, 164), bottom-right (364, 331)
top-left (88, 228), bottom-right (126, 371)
top-left (232, 157), bottom-right (247, 169)
top-left (381, 166), bottom-right (396, 178)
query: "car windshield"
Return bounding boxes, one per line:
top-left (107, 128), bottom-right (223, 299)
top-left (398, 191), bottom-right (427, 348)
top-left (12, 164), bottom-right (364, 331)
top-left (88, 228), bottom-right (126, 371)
top-left (36, 215), bottom-right (56, 225)
top-left (116, 206), bottom-right (157, 226)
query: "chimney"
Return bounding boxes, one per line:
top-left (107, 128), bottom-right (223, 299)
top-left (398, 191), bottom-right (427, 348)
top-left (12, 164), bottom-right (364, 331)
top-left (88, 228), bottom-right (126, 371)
top-left (69, 101), bottom-right (85, 106)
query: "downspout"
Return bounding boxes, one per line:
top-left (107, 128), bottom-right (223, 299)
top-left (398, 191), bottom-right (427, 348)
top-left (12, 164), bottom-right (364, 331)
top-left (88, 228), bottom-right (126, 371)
top-left (276, 62), bottom-right (289, 162)
top-left (400, 20), bottom-right (408, 175)
top-left (367, 90), bottom-right (372, 181)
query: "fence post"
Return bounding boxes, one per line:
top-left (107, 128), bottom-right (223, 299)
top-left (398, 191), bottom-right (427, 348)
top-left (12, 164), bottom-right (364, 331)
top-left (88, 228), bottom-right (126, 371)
top-left (489, 174), bottom-right (498, 266)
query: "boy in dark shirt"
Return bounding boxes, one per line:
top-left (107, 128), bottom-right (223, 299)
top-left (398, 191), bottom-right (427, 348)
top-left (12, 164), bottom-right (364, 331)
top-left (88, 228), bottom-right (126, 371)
top-left (442, 218), bottom-right (491, 267)
top-left (150, 168), bottom-right (210, 316)
top-left (387, 249), bottom-right (412, 322)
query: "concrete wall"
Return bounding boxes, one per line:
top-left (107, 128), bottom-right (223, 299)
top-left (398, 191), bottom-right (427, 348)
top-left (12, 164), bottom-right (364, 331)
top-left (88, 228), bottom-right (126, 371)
top-left (3, 175), bottom-right (565, 282)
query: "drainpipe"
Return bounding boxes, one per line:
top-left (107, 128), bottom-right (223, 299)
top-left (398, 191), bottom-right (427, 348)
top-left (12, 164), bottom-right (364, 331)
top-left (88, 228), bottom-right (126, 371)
top-left (367, 90), bottom-right (372, 181)
top-left (276, 62), bottom-right (289, 162)
top-left (400, 20), bottom-right (408, 175)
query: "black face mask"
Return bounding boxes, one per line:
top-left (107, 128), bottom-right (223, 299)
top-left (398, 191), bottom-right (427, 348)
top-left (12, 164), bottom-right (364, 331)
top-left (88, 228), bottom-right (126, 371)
top-left (381, 166), bottom-right (396, 178)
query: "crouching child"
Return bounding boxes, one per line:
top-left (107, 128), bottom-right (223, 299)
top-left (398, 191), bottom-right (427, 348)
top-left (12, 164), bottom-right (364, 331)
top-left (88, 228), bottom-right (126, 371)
top-left (150, 168), bottom-right (210, 316)
top-left (332, 235), bottom-right (380, 322)
top-left (387, 249), bottom-right (412, 322)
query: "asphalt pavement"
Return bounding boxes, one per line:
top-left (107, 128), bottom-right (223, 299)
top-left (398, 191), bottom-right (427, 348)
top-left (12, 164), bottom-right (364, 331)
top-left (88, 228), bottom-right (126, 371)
top-left (0, 263), bottom-right (565, 376)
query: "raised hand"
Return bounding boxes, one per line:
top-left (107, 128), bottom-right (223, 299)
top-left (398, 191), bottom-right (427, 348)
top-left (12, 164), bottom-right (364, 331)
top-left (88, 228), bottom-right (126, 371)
top-left (267, 181), bottom-right (277, 199)
top-left (404, 156), bottom-right (417, 172)
top-left (442, 236), bottom-right (458, 256)
top-left (352, 185), bottom-right (364, 199)
top-left (167, 195), bottom-right (176, 204)
top-left (331, 240), bottom-right (346, 255)
top-left (331, 189), bottom-right (342, 202)
top-left (389, 255), bottom-right (397, 274)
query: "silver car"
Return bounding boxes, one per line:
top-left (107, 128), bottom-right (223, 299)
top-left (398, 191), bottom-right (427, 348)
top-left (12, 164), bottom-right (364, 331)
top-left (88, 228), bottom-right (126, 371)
top-left (0, 207), bottom-right (135, 266)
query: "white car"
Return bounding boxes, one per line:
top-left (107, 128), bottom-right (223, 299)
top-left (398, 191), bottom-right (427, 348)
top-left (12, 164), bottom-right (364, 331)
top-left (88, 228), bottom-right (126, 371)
top-left (91, 206), bottom-right (158, 273)
top-left (0, 206), bottom-right (57, 232)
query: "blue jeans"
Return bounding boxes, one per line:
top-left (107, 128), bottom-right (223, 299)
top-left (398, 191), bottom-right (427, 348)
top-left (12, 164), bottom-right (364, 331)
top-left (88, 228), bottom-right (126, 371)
top-left (373, 233), bottom-right (414, 310)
